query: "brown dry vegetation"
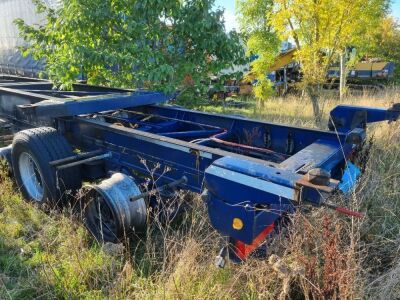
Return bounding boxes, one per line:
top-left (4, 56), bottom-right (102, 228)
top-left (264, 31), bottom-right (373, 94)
top-left (0, 89), bottom-right (399, 299)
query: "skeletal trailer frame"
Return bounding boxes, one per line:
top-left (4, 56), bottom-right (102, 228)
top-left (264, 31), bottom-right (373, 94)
top-left (0, 75), bottom-right (398, 262)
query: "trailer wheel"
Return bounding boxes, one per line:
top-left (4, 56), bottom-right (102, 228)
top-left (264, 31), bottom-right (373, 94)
top-left (82, 173), bottom-right (147, 243)
top-left (12, 127), bottom-right (81, 205)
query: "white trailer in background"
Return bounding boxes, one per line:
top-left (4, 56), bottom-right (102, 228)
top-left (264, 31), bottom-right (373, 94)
top-left (0, 0), bottom-right (59, 77)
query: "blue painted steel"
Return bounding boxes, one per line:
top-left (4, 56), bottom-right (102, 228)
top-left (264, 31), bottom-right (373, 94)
top-left (1, 76), bottom-right (398, 257)
top-left (160, 128), bottom-right (222, 139)
top-left (329, 105), bottom-right (400, 132)
top-left (204, 158), bottom-right (295, 243)
top-left (19, 91), bottom-right (170, 118)
top-left (67, 117), bottom-right (217, 193)
top-left (54, 102), bottom-right (400, 251)
top-left (204, 156), bottom-right (336, 243)
top-left (213, 157), bottom-right (297, 189)
top-left (206, 194), bottom-right (292, 244)
top-left (280, 139), bottom-right (354, 174)
top-left (206, 158), bottom-right (299, 203)
top-left (137, 105), bottom-right (350, 155)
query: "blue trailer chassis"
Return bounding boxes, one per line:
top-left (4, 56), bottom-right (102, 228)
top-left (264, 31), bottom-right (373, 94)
top-left (0, 75), bottom-right (398, 262)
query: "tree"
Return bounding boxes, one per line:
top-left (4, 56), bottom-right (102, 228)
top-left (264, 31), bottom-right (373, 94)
top-left (236, 0), bottom-right (280, 100)
top-left (237, 0), bottom-right (388, 124)
top-left (369, 17), bottom-right (400, 81)
top-left (15, 0), bottom-right (245, 93)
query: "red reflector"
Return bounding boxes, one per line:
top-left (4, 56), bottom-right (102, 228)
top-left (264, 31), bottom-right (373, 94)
top-left (234, 223), bottom-right (275, 260)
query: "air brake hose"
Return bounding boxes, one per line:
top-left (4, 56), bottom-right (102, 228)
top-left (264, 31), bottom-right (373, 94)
top-left (209, 130), bottom-right (287, 161)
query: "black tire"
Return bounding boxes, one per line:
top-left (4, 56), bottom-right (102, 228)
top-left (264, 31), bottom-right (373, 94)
top-left (0, 145), bottom-right (13, 174)
top-left (12, 127), bottom-right (82, 206)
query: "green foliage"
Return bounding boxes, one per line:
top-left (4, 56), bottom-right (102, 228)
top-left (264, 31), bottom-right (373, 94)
top-left (252, 76), bottom-right (275, 100)
top-left (175, 87), bottom-right (206, 108)
top-left (236, 0), bottom-right (280, 99)
top-left (369, 17), bottom-right (400, 81)
top-left (15, 0), bottom-right (245, 92)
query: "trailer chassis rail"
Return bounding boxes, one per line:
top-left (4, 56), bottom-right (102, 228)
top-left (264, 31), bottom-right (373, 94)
top-left (0, 75), bottom-right (398, 262)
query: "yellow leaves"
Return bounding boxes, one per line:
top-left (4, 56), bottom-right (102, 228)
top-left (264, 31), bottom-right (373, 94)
top-left (372, 16), bottom-right (399, 46)
top-left (295, 46), bottom-right (328, 85)
top-left (261, 0), bottom-right (387, 84)
top-left (239, 0), bottom-right (388, 98)
top-left (253, 77), bottom-right (275, 100)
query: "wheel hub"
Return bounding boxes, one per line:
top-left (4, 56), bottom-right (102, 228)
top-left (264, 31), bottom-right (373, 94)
top-left (18, 152), bottom-right (44, 201)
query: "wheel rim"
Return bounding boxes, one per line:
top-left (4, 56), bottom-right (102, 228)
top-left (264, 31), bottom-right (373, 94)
top-left (18, 152), bottom-right (44, 201)
top-left (85, 192), bottom-right (118, 242)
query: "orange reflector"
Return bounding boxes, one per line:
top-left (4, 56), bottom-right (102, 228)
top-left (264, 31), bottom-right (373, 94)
top-left (232, 218), bottom-right (244, 230)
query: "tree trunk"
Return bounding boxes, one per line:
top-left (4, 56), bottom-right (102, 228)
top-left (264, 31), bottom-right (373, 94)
top-left (339, 49), bottom-right (347, 101)
top-left (306, 85), bottom-right (322, 126)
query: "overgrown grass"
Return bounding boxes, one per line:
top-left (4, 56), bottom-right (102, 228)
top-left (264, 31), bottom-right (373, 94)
top-left (0, 89), bottom-right (399, 299)
top-left (200, 88), bottom-right (399, 128)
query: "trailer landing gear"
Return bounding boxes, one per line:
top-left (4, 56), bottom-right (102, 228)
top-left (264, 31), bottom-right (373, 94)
top-left (215, 245), bottom-right (228, 268)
